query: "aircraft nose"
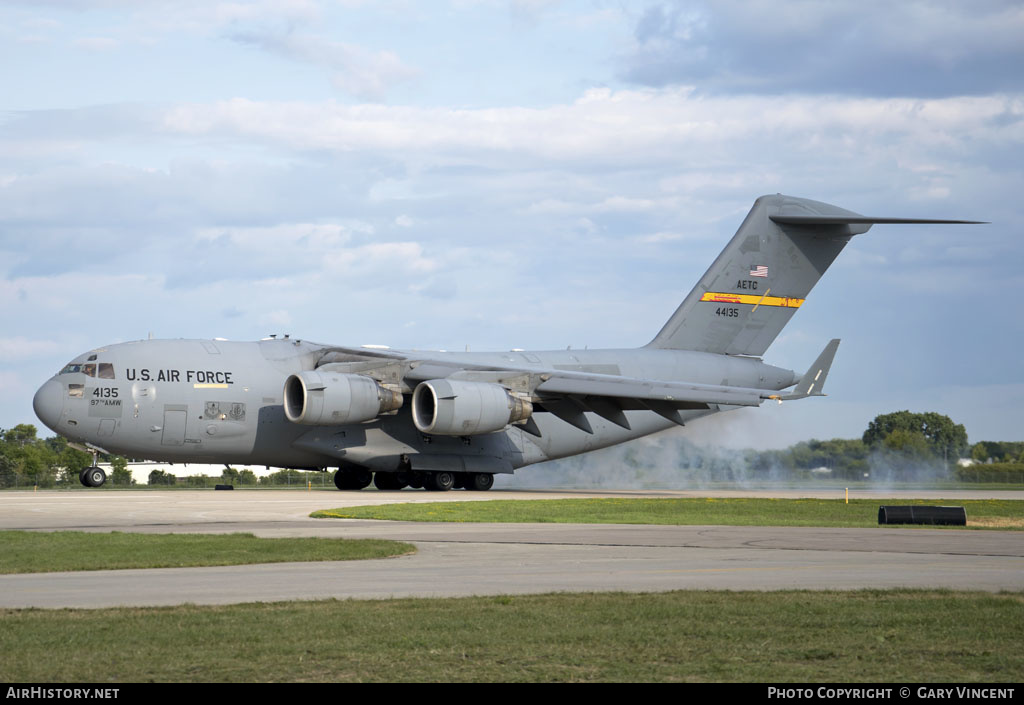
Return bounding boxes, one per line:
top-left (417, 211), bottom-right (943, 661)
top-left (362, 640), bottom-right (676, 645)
top-left (33, 379), bottom-right (64, 432)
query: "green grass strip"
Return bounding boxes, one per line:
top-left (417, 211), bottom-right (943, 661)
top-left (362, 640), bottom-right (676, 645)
top-left (1, 590), bottom-right (1021, 682)
top-left (312, 497), bottom-right (1024, 529)
top-left (0, 531), bottom-right (414, 574)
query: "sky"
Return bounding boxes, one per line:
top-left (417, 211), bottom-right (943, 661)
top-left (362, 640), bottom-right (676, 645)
top-left (1, 0), bottom-right (1022, 450)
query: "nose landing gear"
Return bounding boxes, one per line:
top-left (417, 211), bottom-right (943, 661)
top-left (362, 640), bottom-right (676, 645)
top-left (79, 449), bottom-right (107, 487)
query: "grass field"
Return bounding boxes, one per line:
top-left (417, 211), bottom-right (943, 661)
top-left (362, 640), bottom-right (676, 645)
top-left (3, 494), bottom-right (1021, 682)
top-left (0, 531), bottom-right (415, 574)
top-left (1, 590), bottom-right (1021, 682)
top-left (311, 497), bottom-right (1024, 529)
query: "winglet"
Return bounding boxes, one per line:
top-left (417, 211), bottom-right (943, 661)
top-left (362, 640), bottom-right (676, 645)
top-left (775, 339), bottom-right (840, 401)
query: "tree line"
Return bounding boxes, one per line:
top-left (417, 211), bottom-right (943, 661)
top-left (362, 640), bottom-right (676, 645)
top-left (721, 411), bottom-right (1020, 483)
top-left (0, 425), bottom-right (344, 488)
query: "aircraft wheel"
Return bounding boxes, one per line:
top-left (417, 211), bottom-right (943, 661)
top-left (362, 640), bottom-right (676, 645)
top-left (467, 473), bottom-right (494, 491)
top-left (334, 468), bottom-right (372, 491)
top-left (85, 467), bottom-right (107, 488)
top-left (79, 468), bottom-right (91, 487)
top-left (425, 471), bottom-right (455, 492)
top-left (407, 472), bottom-right (425, 490)
top-left (453, 472), bottom-right (469, 489)
top-left (373, 472), bottom-right (404, 491)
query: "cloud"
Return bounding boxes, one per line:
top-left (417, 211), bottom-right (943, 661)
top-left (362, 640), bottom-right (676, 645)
top-left (72, 36), bottom-right (118, 51)
top-left (119, 0), bottom-right (324, 36)
top-left (325, 241), bottom-right (438, 275)
top-left (155, 90), bottom-right (1024, 168)
top-left (621, 0), bottom-right (1024, 97)
top-left (230, 31), bottom-right (420, 100)
top-left (195, 222), bottom-right (360, 251)
top-left (525, 195), bottom-right (664, 215)
top-left (0, 337), bottom-right (61, 362)
top-left (508, 0), bottom-right (561, 23)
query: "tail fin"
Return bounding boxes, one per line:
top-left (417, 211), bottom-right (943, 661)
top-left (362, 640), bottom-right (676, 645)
top-left (646, 194), bottom-right (983, 356)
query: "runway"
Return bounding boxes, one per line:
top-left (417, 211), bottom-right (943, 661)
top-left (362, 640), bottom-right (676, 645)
top-left (1, 488), bottom-right (1021, 608)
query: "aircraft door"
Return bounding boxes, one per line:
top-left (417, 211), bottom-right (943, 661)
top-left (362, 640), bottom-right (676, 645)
top-left (161, 405), bottom-right (188, 446)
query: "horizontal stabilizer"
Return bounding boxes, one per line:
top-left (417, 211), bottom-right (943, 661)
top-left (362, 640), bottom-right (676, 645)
top-left (770, 215), bottom-right (987, 226)
top-left (774, 339), bottom-right (840, 401)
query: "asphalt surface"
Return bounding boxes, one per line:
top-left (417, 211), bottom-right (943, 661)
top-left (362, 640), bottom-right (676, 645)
top-left (1, 488), bottom-right (1021, 608)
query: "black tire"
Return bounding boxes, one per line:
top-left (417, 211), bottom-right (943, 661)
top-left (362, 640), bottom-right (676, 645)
top-left (426, 471), bottom-right (454, 492)
top-left (334, 468), bottom-right (373, 491)
top-left (333, 469), bottom-right (347, 490)
top-left (373, 472), bottom-right (405, 491)
top-left (86, 467), bottom-right (106, 488)
top-left (453, 472), bottom-right (469, 489)
top-left (467, 473), bottom-right (494, 491)
top-left (79, 468), bottom-right (91, 487)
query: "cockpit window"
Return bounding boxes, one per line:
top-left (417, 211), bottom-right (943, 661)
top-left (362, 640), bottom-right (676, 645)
top-left (59, 361), bottom-right (115, 378)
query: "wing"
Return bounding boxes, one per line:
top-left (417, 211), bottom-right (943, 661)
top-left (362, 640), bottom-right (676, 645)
top-left (310, 344), bottom-right (825, 435)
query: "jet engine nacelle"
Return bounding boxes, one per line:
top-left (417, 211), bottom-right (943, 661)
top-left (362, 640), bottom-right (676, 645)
top-left (412, 379), bottom-right (533, 435)
top-left (283, 371), bottom-right (402, 425)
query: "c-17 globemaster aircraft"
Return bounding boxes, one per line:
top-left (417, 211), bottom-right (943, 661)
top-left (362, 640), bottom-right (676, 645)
top-left (33, 194), bottom-right (981, 491)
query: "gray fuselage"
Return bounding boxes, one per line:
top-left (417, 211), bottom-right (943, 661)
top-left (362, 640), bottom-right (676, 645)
top-left (33, 337), bottom-right (796, 474)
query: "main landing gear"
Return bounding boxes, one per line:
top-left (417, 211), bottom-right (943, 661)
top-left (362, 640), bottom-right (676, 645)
top-left (333, 468), bottom-right (494, 492)
top-left (334, 467), bottom-right (372, 491)
top-left (79, 466), bottom-right (107, 488)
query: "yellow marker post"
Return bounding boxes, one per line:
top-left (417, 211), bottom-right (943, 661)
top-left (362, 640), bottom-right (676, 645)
top-left (846, 488), bottom-right (849, 504)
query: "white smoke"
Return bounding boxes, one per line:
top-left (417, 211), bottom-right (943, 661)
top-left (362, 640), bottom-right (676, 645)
top-left (496, 426), bottom-right (792, 490)
top-left (496, 413), bottom-right (957, 490)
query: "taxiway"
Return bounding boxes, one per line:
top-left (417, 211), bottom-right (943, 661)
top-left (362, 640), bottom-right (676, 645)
top-left (1, 488), bottom-right (1020, 608)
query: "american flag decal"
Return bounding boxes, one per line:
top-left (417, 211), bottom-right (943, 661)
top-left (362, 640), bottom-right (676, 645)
top-left (749, 265), bottom-right (768, 278)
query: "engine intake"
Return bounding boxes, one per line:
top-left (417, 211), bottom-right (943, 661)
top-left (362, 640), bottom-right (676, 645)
top-left (412, 379), bottom-right (532, 435)
top-left (283, 371), bottom-right (402, 426)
